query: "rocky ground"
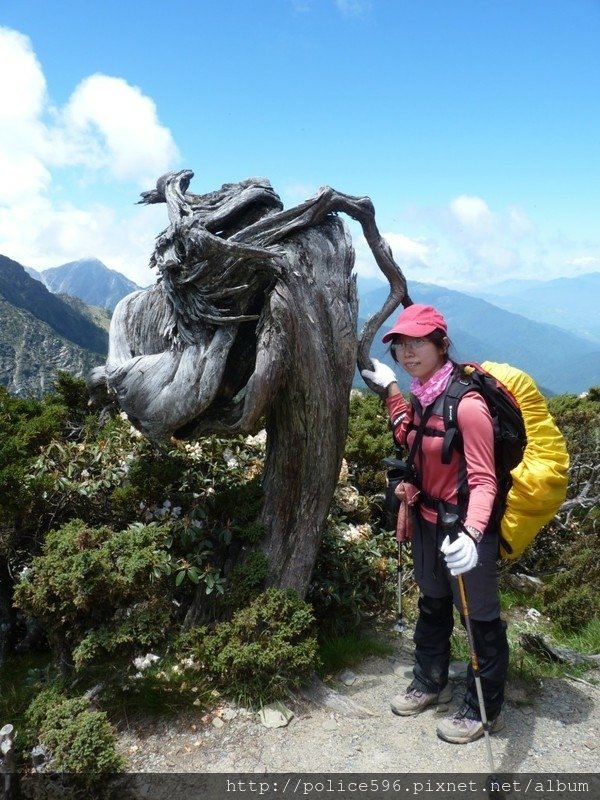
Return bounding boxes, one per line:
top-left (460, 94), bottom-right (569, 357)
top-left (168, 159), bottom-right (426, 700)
top-left (116, 625), bottom-right (600, 776)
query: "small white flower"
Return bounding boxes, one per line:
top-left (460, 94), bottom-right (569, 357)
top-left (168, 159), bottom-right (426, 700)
top-left (336, 485), bottom-right (360, 513)
top-left (222, 448), bottom-right (239, 468)
top-left (526, 608), bottom-right (542, 621)
top-left (132, 653), bottom-right (160, 671)
top-left (339, 523), bottom-right (371, 542)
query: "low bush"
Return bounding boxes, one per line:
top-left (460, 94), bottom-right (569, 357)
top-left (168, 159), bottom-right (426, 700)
top-left (14, 519), bottom-right (171, 670)
top-left (182, 588), bottom-right (319, 706)
top-left (308, 516), bottom-right (396, 633)
top-left (542, 533), bottom-right (600, 631)
top-left (24, 689), bottom-right (124, 776)
top-left (224, 551), bottom-right (270, 610)
top-left (344, 391), bottom-right (395, 493)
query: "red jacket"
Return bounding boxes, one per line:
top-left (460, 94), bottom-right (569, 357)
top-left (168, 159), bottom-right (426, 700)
top-left (386, 390), bottom-right (497, 534)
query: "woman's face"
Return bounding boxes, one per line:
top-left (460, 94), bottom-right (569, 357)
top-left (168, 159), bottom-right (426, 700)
top-left (391, 335), bottom-right (447, 383)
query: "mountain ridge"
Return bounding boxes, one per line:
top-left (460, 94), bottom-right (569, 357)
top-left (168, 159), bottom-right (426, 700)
top-left (0, 296), bottom-right (105, 396)
top-left (360, 271), bottom-right (600, 345)
top-left (0, 255), bottom-right (108, 354)
top-left (40, 258), bottom-right (142, 312)
top-left (359, 279), bottom-right (600, 395)
top-left (0, 254), bottom-right (110, 396)
top-left (2, 254), bottom-right (598, 397)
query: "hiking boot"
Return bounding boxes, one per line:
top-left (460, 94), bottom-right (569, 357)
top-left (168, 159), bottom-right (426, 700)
top-left (391, 684), bottom-right (452, 716)
top-left (436, 704), bottom-right (505, 743)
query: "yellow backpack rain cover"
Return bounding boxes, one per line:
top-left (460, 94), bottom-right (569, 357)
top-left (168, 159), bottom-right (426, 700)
top-left (480, 361), bottom-right (570, 559)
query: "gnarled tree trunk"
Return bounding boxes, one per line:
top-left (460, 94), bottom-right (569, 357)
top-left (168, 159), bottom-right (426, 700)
top-left (90, 170), bottom-right (410, 599)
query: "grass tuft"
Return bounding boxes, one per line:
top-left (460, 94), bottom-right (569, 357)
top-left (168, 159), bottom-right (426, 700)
top-left (318, 632), bottom-right (394, 676)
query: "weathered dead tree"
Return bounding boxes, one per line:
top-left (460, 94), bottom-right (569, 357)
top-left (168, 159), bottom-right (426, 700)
top-left (555, 461), bottom-right (600, 531)
top-left (90, 170), bottom-right (409, 597)
top-left (0, 724), bottom-right (19, 799)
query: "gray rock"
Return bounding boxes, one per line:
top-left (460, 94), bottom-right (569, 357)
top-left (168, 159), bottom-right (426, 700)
top-left (339, 669), bottom-right (357, 686)
top-left (448, 660), bottom-right (468, 680)
top-left (259, 701), bottom-right (294, 728)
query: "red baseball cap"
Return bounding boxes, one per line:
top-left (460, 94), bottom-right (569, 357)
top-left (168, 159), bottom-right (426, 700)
top-left (382, 304), bottom-right (448, 343)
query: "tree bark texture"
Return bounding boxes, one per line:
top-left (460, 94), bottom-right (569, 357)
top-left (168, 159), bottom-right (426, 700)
top-left (90, 171), bottom-right (410, 596)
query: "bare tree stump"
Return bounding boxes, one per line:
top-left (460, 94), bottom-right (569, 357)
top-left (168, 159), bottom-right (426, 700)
top-left (90, 170), bottom-right (409, 598)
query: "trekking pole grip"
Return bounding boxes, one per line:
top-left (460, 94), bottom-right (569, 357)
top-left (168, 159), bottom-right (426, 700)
top-left (441, 512), bottom-right (460, 543)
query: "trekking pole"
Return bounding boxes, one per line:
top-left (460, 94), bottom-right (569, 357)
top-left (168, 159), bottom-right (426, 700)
top-left (441, 512), bottom-right (497, 775)
top-left (392, 540), bottom-right (408, 634)
top-left (383, 456), bottom-right (409, 635)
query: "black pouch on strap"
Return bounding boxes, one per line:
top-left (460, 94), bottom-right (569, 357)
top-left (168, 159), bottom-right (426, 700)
top-left (383, 403), bottom-right (435, 528)
top-left (383, 457), bottom-right (409, 525)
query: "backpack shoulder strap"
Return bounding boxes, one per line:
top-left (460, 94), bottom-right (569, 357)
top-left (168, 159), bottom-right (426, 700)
top-left (405, 401), bottom-right (435, 479)
top-left (441, 369), bottom-right (482, 465)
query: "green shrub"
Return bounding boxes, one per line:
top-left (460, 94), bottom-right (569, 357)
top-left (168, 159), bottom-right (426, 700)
top-left (15, 420), bottom-right (270, 631)
top-left (24, 690), bottom-right (124, 776)
top-left (0, 376), bottom-right (96, 550)
top-left (14, 520), bottom-right (171, 669)
top-left (344, 392), bottom-right (396, 493)
top-left (0, 388), bottom-right (68, 545)
top-left (542, 534), bottom-right (600, 631)
top-left (207, 475), bottom-right (265, 538)
top-left (308, 517), bottom-right (397, 633)
top-left (23, 686), bottom-right (67, 742)
top-left (225, 551), bottom-right (270, 610)
top-left (184, 588), bottom-right (319, 706)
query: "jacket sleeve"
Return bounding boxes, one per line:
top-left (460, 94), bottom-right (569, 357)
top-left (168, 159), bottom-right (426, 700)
top-left (456, 392), bottom-right (497, 533)
top-left (385, 393), bottom-right (412, 447)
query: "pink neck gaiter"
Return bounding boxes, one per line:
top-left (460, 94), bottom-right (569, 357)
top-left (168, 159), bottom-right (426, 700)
top-left (410, 361), bottom-right (454, 408)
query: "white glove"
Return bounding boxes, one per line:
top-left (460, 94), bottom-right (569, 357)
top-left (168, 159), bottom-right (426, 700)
top-left (440, 531), bottom-right (478, 576)
top-left (361, 358), bottom-right (397, 390)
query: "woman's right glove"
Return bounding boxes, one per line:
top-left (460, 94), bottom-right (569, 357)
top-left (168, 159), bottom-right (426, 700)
top-left (440, 531), bottom-right (478, 576)
top-left (361, 359), bottom-right (397, 396)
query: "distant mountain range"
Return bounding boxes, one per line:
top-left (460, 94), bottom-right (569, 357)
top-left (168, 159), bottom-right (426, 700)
top-left (467, 273), bottom-right (600, 345)
top-left (1, 253), bottom-right (599, 397)
top-left (26, 258), bottom-right (142, 312)
top-left (0, 255), bottom-right (109, 396)
top-left (359, 278), bottom-right (600, 395)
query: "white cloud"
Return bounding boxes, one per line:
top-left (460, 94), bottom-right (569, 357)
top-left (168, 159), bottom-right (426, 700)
top-left (507, 205), bottom-right (535, 237)
top-left (383, 232), bottom-right (432, 267)
top-left (0, 27), bottom-right (179, 285)
top-left (0, 193), bottom-right (165, 286)
top-left (351, 228), bottom-right (435, 283)
top-left (0, 28), bottom-right (51, 202)
top-left (57, 75), bottom-right (179, 186)
top-left (449, 195), bottom-right (496, 236)
top-left (335, 0), bottom-right (371, 17)
top-left (290, 0), bottom-right (314, 12)
top-left (402, 195), bottom-right (600, 288)
top-left (0, 28), bottom-right (46, 123)
top-left (566, 256), bottom-right (600, 269)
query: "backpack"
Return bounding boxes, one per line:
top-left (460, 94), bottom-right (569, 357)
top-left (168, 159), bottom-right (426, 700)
top-left (408, 361), bottom-right (570, 559)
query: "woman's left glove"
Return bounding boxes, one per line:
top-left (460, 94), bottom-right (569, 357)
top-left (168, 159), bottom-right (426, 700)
top-left (440, 531), bottom-right (478, 576)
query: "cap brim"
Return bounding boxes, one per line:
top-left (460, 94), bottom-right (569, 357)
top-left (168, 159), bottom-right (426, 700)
top-left (382, 322), bottom-right (438, 343)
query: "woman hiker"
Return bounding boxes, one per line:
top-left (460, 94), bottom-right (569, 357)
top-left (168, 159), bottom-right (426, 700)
top-left (361, 303), bottom-right (509, 744)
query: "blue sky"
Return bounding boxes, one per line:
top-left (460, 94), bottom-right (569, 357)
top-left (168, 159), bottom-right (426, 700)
top-left (1, 0), bottom-right (599, 288)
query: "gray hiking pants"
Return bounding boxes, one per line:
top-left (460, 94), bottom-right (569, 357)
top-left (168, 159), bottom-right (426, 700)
top-left (409, 514), bottom-right (509, 719)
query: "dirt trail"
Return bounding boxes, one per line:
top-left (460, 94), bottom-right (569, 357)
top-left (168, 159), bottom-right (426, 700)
top-left (117, 629), bottom-right (600, 775)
